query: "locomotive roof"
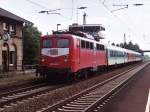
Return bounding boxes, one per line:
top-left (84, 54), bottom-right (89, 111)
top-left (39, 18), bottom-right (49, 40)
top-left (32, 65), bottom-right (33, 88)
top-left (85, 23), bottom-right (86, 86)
top-left (41, 33), bottom-right (105, 45)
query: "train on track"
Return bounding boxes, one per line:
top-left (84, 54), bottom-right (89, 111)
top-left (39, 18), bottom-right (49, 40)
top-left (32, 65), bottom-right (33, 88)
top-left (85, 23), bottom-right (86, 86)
top-left (38, 24), bottom-right (143, 80)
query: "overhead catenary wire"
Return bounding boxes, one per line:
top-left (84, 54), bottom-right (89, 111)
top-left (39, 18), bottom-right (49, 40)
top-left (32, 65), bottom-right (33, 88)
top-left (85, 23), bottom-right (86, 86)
top-left (98, 0), bottom-right (134, 32)
top-left (25, 0), bottom-right (49, 10)
top-left (25, 0), bottom-right (72, 20)
top-left (112, 0), bottom-right (145, 42)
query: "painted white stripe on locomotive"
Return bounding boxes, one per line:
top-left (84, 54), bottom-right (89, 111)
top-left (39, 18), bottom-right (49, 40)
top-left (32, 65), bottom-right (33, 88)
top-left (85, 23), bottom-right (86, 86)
top-left (41, 48), bottom-right (69, 57)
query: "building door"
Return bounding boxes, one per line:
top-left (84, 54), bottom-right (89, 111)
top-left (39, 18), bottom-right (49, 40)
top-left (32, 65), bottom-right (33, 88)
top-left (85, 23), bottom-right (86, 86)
top-left (2, 51), bottom-right (8, 72)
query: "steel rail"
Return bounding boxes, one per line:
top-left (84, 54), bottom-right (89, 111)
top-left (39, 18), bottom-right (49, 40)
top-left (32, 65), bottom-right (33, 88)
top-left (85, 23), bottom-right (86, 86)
top-left (38, 62), bottom-right (148, 112)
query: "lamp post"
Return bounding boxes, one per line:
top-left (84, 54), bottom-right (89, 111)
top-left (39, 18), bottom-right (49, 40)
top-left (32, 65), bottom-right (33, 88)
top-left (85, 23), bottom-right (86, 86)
top-left (76, 6), bottom-right (87, 23)
top-left (57, 24), bottom-right (61, 31)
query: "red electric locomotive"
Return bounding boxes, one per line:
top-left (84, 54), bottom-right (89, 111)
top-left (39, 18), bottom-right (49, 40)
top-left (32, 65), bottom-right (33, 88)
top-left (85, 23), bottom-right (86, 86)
top-left (39, 24), bottom-right (107, 79)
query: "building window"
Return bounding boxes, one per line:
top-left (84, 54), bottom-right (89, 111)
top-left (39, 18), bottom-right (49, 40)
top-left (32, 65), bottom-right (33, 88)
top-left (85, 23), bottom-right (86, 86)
top-left (3, 22), bottom-right (9, 31)
top-left (10, 24), bottom-right (16, 35)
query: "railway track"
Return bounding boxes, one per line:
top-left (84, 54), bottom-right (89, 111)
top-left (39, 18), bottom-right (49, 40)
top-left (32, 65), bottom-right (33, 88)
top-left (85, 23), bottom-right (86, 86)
top-left (0, 78), bottom-right (45, 94)
top-left (0, 83), bottom-right (46, 98)
top-left (37, 62), bottom-right (148, 112)
top-left (0, 82), bottom-right (65, 108)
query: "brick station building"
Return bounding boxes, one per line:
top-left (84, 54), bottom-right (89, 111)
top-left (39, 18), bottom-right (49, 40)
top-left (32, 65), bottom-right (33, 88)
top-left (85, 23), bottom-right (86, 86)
top-left (0, 8), bottom-right (31, 72)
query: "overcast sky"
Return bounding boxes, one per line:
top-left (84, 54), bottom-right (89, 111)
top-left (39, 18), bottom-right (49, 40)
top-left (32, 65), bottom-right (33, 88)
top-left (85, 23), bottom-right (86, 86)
top-left (0, 0), bottom-right (150, 53)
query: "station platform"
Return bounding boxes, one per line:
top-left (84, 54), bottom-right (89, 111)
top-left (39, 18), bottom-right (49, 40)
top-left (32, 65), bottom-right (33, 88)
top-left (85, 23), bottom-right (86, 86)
top-left (104, 63), bottom-right (150, 112)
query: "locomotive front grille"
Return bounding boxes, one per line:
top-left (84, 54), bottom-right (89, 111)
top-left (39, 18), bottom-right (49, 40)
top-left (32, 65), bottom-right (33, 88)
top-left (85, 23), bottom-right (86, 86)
top-left (48, 49), bottom-right (58, 55)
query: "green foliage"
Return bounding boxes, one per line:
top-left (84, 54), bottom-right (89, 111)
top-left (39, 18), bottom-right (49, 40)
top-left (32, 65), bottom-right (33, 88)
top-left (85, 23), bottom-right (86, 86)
top-left (117, 41), bottom-right (141, 52)
top-left (23, 24), bottom-right (41, 65)
top-left (111, 42), bottom-right (115, 46)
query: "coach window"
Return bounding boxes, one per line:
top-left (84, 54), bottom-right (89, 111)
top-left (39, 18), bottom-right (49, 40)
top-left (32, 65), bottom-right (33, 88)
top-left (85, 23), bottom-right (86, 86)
top-left (113, 51), bottom-right (115, 57)
top-left (43, 39), bottom-right (52, 48)
top-left (116, 51), bottom-right (118, 57)
top-left (81, 40), bottom-right (86, 48)
top-left (118, 51), bottom-right (120, 57)
top-left (112, 51), bottom-right (114, 57)
top-left (121, 52), bottom-right (123, 57)
top-left (57, 39), bottom-right (69, 48)
top-left (111, 50), bottom-right (114, 57)
top-left (110, 50), bottom-right (112, 57)
top-left (109, 50), bottom-right (111, 57)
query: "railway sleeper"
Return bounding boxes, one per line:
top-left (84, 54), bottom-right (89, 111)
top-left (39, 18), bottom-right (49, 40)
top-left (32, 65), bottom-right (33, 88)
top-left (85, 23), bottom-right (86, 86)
top-left (73, 100), bottom-right (94, 103)
top-left (57, 108), bottom-right (83, 112)
top-left (66, 103), bottom-right (89, 107)
top-left (70, 101), bottom-right (92, 105)
top-left (62, 105), bottom-right (86, 110)
top-left (81, 95), bottom-right (100, 99)
top-left (77, 99), bottom-right (97, 102)
top-left (78, 97), bottom-right (99, 100)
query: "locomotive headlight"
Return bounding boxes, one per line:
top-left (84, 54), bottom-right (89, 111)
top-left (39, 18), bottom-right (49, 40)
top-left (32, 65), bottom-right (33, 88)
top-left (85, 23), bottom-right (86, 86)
top-left (64, 59), bottom-right (68, 62)
top-left (41, 58), bottom-right (45, 62)
top-left (64, 55), bottom-right (68, 62)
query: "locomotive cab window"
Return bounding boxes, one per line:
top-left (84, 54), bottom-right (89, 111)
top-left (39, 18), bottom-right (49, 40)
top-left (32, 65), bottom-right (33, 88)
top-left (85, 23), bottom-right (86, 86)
top-left (90, 42), bottom-right (94, 49)
top-left (57, 39), bottom-right (69, 48)
top-left (43, 39), bottom-right (52, 48)
top-left (81, 40), bottom-right (86, 48)
top-left (86, 41), bottom-right (90, 49)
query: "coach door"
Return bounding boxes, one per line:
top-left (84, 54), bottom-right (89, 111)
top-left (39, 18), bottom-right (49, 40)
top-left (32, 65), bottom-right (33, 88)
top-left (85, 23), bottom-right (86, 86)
top-left (77, 39), bottom-right (80, 64)
top-left (93, 43), bottom-right (97, 67)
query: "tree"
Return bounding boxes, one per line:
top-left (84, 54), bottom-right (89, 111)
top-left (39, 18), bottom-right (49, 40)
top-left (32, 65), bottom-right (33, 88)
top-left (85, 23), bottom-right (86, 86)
top-left (119, 41), bottom-right (141, 52)
top-left (116, 44), bottom-right (120, 47)
top-left (111, 42), bottom-right (115, 46)
top-left (23, 24), bottom-right (41, 65)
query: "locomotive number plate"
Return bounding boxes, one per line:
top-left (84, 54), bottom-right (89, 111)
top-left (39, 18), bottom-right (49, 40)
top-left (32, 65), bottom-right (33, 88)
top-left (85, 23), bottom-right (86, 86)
top-left (49, 49), bottom-right (58, 55)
